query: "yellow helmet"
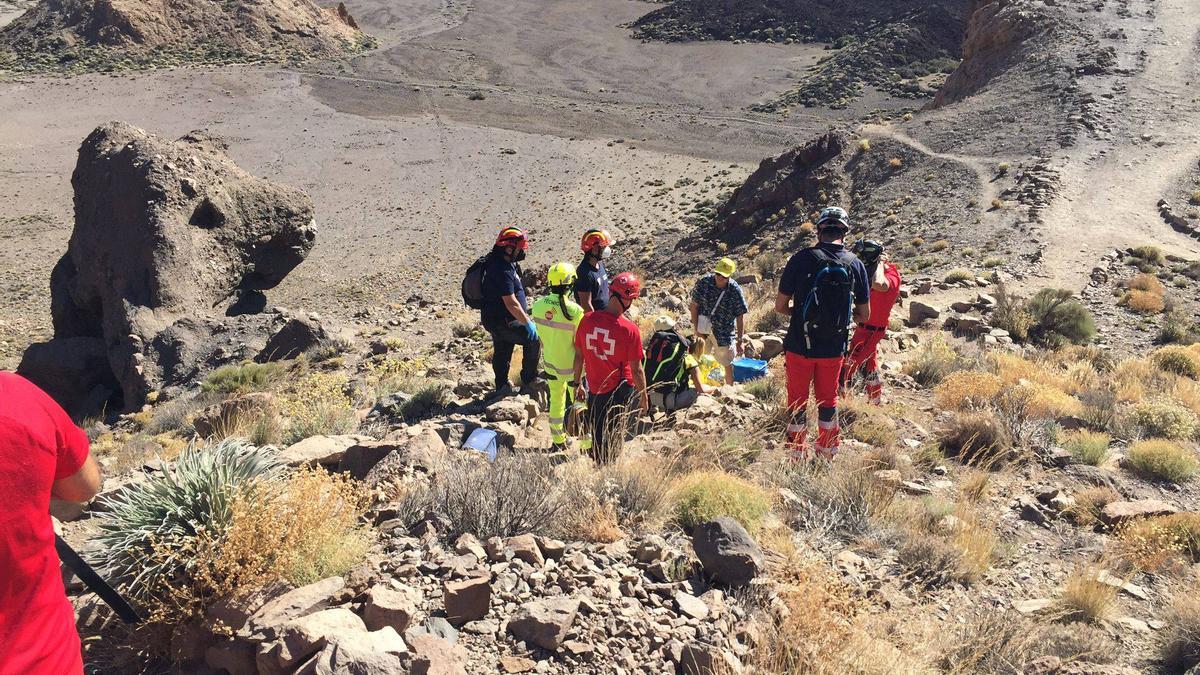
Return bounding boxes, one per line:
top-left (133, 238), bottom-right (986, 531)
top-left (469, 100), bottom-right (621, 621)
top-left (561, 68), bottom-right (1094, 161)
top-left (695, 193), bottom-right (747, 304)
top-left (715, 257), bottom-right (737, 278)
top-left (547, 261), bottom-right (578, 288)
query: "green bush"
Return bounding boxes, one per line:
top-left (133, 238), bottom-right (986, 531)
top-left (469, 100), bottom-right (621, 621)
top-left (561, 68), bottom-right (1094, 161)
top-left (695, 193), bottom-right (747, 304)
top-left (1130, 246), bottom-right (1165, 265)
top-left (1152, 346), bottom-right (1200, 379)
top-left (1132, 399), bottom-right (1199, 440)
top-left (1124, 439), bottom-right (1198, 483)
top-left (201, 362), bottom-right (284, 394)
top-left (91, 439), bottom-right (281, 600)
top-left (1026, 288), bottom-right (1096, 347)
top-left (672, 470), bottom-right (771, 533)
top-left (1159, 312), bottom-right (1199, 345)
top-left (1061, 430), bottom-right (1111, 466)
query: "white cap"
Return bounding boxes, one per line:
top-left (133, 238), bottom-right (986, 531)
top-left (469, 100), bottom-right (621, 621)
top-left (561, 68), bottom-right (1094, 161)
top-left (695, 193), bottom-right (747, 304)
top-left (654, 315), bottom-right (676, 332)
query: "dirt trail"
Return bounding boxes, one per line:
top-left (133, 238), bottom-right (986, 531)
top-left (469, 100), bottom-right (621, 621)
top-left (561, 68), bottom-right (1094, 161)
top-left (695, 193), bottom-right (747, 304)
top-left (1036, 0), bottom-right (1200, 290)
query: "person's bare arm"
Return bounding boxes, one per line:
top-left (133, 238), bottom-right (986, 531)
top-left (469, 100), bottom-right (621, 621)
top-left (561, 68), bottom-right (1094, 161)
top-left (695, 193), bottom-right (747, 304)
top-left (632, 361), bottom-right (649, 413)
top-left (573, 351), bottom-right (586, 401)
top-left (689, 301), bottom-right (700, 334)
top-left (853, 302), bottom-right (871, 324)
top-left (774, 292), bottom-right (793, 316)
top-left (736, 314), bottom-right (746, 353)
top-left (578, 291), bottom-right (594, 313)
top-left (690, 368), bottom-right (707, 396)
top-left (52, 454), bottom-right (101, 503)
top-left (871, 264), bottom-right (891, 292)
top-left (502, 294), bottom-right (531, 325)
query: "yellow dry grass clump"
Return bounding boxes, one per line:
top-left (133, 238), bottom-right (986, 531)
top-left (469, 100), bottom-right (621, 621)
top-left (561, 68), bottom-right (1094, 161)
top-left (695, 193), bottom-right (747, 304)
top-left (1124, 439), bottom-right (1199, 483)
top-left (933, 371), bottom-right (1003, 411)
top-left (1055, 565), bottom-right (1118, 624)
top-left (672, 470), bottom-right (771, 532)
top-left (278, 372), bottom-right (358, 443)
top-left (1122, 289), bottom-right (1165, 314)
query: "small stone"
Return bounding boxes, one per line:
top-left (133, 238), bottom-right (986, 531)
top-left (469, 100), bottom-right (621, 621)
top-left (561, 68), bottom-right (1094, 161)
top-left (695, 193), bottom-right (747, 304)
top-left (362, 584), bottom-right (420, 633)
top-left (506, 534), bottom-right (545, 566)
top-left (674, 591), bottom-right (709, 620)
top-left (1101, 499), bottom-right (1179, 526)
top-left (507, 598), bottom-right (580, 651)
top-left (443, 576), bottom-right (491, 626)
top-left (500, 655), bottom-right (537, 673)
top-left (1014, 598), bottom-right (1054, 614)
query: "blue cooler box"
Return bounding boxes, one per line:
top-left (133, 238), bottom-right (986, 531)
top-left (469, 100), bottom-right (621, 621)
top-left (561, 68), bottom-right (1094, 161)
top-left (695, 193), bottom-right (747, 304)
top-left (732, 357), bottom-right (769, 383)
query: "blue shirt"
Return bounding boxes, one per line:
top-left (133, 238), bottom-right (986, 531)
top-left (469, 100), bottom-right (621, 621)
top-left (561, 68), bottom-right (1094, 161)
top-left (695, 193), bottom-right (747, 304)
top-left (574, 258), bottom-right (610, 311)
top-left (481, 253), bottom-right (527, 324)
top-left (779, 242), bottom-right (870, 357)
top-left (691, 274), bottom-right (749, 346)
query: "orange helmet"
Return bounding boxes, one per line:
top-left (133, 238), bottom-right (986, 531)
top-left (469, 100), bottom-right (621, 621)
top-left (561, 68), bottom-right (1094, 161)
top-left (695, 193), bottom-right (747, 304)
top-left (495, 226), bottom-right (528, 250)
top-left (580, 228), bottom-right (614, 253)
top-left (610, 272), bottom-right (641, 301)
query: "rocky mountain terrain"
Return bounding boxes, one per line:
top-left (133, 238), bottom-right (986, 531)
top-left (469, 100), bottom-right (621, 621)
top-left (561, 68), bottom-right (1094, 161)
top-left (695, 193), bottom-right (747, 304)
top-left (4, 0), bottom-right (1200, 673)
top-left (0, 0), bottom-right (370, 72)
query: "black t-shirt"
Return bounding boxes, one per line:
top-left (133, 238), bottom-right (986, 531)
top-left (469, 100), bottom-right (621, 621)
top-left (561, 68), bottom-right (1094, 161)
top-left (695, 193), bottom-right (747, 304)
top-left (574, 257), bottom-right (610, 311)
top-left (779, 242), bottom-right (870, 357)
top-left (481, 254), bottom-right (528, 324)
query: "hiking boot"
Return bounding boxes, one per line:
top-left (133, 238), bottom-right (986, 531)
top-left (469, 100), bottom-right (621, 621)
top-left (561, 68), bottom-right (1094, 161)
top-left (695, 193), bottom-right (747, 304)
top-left (491, 383), bottom-right (518, 400)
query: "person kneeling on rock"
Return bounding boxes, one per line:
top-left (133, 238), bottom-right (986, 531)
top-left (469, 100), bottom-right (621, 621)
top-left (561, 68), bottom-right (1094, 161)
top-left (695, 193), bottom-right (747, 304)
top-left (644, 315), bottom-right (707, 413)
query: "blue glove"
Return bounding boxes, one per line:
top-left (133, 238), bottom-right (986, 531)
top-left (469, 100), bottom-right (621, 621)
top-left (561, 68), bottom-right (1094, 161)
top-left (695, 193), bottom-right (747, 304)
top-left (524, 320), bottom-right (539, 342)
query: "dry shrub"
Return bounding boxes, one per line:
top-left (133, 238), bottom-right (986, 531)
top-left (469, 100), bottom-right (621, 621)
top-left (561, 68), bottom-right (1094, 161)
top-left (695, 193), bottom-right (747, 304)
top-left (943, 611), bottom-right (1116, 674)
top-left (1153, 345), bottom-right (1200, 379)
top-left (959, 470), bottom-right (990, 503)
top-left (1127, 272), bottom-right (1165, 295)
top-left (672, 470), bottom-right (771, 533)
top-left (905, 337), bottom-right (975, 387)
top-left (278, 372), bottom-right (358, 444)
top-left (1126, 439), bottom-right (1198, 482)
top-left (1055, 565), bottom-right (1117, 624)
top-left (992, 353), bottom-right (1070, 392)
top-left (561, 455), bottom-right (675, 537)
top-left (1078, 387), bottom-right (1120, 432)
top-left (1162, 593), bottom-right (1200, 672)
top-left (1025, 288), bottom-right (1096, 347)
top-left (895, 508), bottom-right (995, 587)
top-left (1121, 289), bottom-right (1165, 314)
top-left (1061, 430), bottom-right (1111, 466)
top-left (201, 362), bottom-right (284, 395)
top-left (1174, 378), bottom-right (1200, 417)
top-left (944, 268), bottom-right (974, 284)
top-left (417, 454), bottom-right (568, 540)
top-left (841, 399), bottom-right (898, 447)
top-left (1131, 398), bottom-right (1199, 441)
top-left (560, 499), bottom-right (624, 543)
top-left (213, 468), bottom-right (372, 589)
top-left (778, 457), bottom-right (895, 540)
top-left (749, 553), bottom-right (929, 674)
top-left (990, 282), bottom-right (1032, 342)
top-left (1018, 382), bottom-right (1084, 420)
top-left (934, 371), bottom-right (1003, 411)
top-left (1067, 487), bottom-right (1121, 528)
top-left (1130, 245), bottom-right (1166, 265)
top-left (938, 411), bottom-right (1012, 467)
top-left (1112, 517), bottom-right (1190, 573)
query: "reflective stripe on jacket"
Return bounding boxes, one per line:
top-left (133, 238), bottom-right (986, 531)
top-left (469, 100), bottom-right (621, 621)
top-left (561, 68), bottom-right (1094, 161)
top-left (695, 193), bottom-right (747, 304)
top-left (531, 295), bottom-right (583, 378)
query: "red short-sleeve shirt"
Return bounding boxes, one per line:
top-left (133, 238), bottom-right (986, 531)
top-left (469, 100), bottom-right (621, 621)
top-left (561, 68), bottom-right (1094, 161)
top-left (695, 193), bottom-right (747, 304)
top-left (0, 372), bottom-right (91, 675)
top-left (575, 311), bottom-right (644, 395)
top-left (864, 262), bottom-right (902, 329)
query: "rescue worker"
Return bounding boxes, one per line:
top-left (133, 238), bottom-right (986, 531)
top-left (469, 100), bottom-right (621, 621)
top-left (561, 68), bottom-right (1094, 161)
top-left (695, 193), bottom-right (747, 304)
top-left (575, 229), bottom-right (614, 312)
top-left (480, 226), bottom-right (542, 397)
top-left (531, 262), bottom-right (586, 452)
top-left (775, 207), bottom-right (870, 459)
top-left (841, 240), bottom-right (902, 405)
top-left (573, 272), bottom-right (649, 463)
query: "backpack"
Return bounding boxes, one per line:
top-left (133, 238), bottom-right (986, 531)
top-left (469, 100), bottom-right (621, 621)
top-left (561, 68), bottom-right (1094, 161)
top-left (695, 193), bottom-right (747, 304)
top-left (462, 254), bottom-right (490, 309)
top-left (798, 248), bottom-right (856, 356)
top-left (644, 331), bottom-right (690, 391)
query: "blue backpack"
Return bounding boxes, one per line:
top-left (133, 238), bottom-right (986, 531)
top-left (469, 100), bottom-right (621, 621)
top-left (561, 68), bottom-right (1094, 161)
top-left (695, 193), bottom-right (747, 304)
top-left (798, 248), bottom-right (856, 356)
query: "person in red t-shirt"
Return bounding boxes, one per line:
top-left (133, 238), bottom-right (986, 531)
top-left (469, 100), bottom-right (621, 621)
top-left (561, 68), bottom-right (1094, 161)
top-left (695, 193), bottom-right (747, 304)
top-left (1, 372), bottom-right (101, 675)
top-left (573, 273), bottom-right (648, 463)
top-left (842, 240), bottom-right (902, 405)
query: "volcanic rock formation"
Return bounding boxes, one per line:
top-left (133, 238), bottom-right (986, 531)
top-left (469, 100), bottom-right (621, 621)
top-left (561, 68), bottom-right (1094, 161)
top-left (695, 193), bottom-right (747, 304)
top-left (19, 121), bottom-right (327, 416)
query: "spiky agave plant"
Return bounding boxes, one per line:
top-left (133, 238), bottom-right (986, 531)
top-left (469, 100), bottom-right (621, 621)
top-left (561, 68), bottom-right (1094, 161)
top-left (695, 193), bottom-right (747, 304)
top-left (91, 438), bottom-right (281, 601)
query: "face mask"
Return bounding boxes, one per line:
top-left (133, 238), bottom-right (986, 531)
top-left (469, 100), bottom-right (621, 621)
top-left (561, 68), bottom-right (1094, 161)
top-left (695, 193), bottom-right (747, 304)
top-left (514, 250), bottom-right (527, 262)
top-left (600, 246), bottom-right (612, 260)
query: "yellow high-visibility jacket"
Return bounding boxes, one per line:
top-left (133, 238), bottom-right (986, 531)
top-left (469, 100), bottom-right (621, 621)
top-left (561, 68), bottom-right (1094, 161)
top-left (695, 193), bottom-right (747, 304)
top-left (531, 294), bottom-right (584, 380)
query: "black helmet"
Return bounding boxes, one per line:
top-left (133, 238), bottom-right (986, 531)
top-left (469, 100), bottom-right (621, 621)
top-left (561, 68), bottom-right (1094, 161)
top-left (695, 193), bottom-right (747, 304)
top-left (816, 206), bottom-right (850, 231)
top-left (852, 239), bottom-right (884, 265)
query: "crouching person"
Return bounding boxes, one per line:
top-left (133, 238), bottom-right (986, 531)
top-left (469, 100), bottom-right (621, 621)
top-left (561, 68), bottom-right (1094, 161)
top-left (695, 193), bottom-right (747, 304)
top-left (644, 316), bottom-right (707, 413)
top-left (573, 273), bottom-right (648, 463)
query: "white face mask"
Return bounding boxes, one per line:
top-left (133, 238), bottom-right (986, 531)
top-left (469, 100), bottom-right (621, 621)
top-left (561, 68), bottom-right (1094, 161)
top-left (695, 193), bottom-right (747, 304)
top-left (601, 246), bottom-right (612, 260)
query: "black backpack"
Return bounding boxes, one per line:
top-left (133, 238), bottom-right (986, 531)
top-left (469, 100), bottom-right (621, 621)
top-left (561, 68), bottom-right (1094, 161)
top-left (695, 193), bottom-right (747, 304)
top-left (644, 331), bottom-right (690, 391)
top-left (462, 255), bottom-right (490, 309)
top-left (798, 248), bottom-right (856, 356)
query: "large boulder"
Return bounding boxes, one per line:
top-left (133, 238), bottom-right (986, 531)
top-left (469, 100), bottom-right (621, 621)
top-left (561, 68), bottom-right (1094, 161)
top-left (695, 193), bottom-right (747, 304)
top-left (692, 518), bottom-right (764, 587)
top-left (18, 122), bottom-right (319, 415)
top-left (506, 598), bottom-right (579, 651)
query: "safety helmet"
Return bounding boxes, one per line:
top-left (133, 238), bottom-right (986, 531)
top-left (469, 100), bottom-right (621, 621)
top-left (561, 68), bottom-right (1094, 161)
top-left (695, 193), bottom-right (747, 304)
top-left (714, 257), bottom-right (737, 278)
top-left (581, 228), bottom-right (614, 253)
top-left (815, 206), bottom-right (850, 231)
top-left (547, 261), bottom-right (578, 288)
top-left (610, 272), bottom-right (642, 301)
top-left (851, 239), bottom-right (885, 265)
top-left (495, 226), bottom-right (529, 250)
top-left (654, 315), bottom-right (677, 332)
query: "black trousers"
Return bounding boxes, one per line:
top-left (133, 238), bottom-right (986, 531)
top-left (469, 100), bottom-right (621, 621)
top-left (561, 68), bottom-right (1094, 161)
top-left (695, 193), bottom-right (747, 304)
top-left (588, 382), bottom-right (635, 463)
top-left (484, 318), bottom-right (542, 391)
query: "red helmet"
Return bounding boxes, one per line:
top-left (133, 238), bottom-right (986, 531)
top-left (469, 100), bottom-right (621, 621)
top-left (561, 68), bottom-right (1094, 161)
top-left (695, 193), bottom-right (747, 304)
top-left (495, 226), bottom-right (528, 250)
top-left (610, 272), bottom-right (641, 301)
top-left (581, 228), bottom-right (614, 252)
